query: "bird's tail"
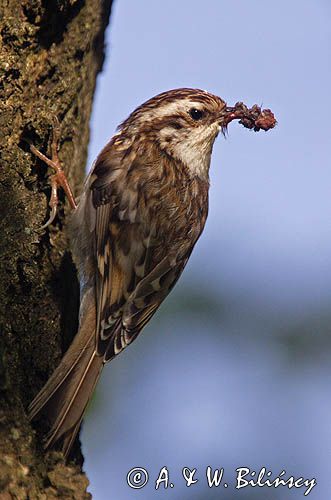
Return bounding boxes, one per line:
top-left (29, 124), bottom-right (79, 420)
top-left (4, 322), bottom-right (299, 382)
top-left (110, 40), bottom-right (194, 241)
top-left (28, 302), bottom-right (104, 457)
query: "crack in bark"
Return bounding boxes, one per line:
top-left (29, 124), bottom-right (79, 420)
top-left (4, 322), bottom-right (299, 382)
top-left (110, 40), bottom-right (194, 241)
top-left (0, 0), bottom-right (113, 497)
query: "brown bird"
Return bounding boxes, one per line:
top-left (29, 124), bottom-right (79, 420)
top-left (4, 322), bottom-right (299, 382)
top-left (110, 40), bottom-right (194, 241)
top-left (28, 88), bottom-right (276, 457)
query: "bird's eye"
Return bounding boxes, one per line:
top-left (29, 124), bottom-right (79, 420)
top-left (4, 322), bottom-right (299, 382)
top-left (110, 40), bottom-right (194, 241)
top-left (189, 108), bottom-right (204, 120)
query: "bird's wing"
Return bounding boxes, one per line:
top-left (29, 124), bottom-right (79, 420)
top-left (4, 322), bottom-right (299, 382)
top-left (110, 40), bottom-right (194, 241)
top-left (104, 251), bottom-right (191, 361)
top-left (89, 143), bottom-right (192, 361)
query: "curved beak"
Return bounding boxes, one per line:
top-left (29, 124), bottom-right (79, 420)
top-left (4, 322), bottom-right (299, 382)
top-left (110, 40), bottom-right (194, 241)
top-left (219, 102), bottom-right (277, 132)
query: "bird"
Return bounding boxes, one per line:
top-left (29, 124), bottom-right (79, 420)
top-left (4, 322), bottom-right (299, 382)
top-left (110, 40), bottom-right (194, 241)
top-left (28, 88), bottom-right (276, 458)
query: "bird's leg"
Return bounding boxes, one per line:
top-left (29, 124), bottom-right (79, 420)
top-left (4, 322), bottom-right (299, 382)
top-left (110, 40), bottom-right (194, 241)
top-left (30, 117), bottom-right (77, 229)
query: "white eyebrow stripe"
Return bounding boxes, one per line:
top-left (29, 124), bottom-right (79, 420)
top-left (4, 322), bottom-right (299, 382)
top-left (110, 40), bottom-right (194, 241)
top-left (141, 99), bottom-right (206, 121)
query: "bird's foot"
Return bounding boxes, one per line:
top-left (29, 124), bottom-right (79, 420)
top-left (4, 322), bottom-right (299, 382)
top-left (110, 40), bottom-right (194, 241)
top-left (29, 117), bottom-right (77, 230)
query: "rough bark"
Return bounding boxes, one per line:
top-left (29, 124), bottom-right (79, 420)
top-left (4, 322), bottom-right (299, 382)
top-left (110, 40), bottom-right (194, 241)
top-left (0, 1), bottom-right (113, 497)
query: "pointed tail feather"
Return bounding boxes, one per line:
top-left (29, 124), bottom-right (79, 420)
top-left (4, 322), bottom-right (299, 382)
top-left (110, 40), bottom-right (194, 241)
top-left (29, 303), bottom-right (104, 457)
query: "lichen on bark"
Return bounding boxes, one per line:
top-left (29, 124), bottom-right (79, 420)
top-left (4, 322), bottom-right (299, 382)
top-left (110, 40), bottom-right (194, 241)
top-left (0, 0), bottom-right (113, 497)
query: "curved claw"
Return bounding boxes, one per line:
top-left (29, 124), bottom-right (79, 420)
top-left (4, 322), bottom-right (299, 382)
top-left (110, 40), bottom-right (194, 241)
top-left (29, 117), bottom-right (77, 231)
top-left (37, 173), bottom-right (59, 231)
top-left (39, 205), bottom-right (58, 231)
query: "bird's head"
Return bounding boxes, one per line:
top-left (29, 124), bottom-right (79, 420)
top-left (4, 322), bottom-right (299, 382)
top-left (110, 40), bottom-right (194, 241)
top-left (118, 88), bottom-right (229, 180)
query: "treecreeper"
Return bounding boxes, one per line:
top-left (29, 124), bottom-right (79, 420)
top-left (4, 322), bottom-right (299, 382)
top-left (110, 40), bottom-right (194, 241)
top-left (28, 88), bottom-right (276, 458)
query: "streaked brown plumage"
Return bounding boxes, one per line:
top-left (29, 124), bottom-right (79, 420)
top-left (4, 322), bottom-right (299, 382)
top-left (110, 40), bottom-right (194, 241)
top-left (28, 88), bottom-right (275, 457)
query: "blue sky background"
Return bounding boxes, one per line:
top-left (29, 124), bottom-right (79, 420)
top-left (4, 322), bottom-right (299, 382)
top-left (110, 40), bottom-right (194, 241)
top-left (82, 1), bottom-right (331, 498)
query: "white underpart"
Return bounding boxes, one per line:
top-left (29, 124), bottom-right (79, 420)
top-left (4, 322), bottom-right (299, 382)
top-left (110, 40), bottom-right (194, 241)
top-left (172, 122), bottom-right (220, 179)
top-left (159, 121), bottom-right (220, 180)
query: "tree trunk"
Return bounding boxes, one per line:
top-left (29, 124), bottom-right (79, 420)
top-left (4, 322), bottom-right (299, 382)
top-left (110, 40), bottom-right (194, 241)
top-left (0, 1), bottom-right (113, 497)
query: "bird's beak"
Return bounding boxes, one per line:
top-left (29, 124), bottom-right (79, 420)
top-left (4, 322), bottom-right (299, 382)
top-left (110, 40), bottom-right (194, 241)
top-left (219, 105), bottom-right (237, 124)
top-left (218, 105), bottom-right (239, 135)
top-left (218, 102), bottom-right (277, 133)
